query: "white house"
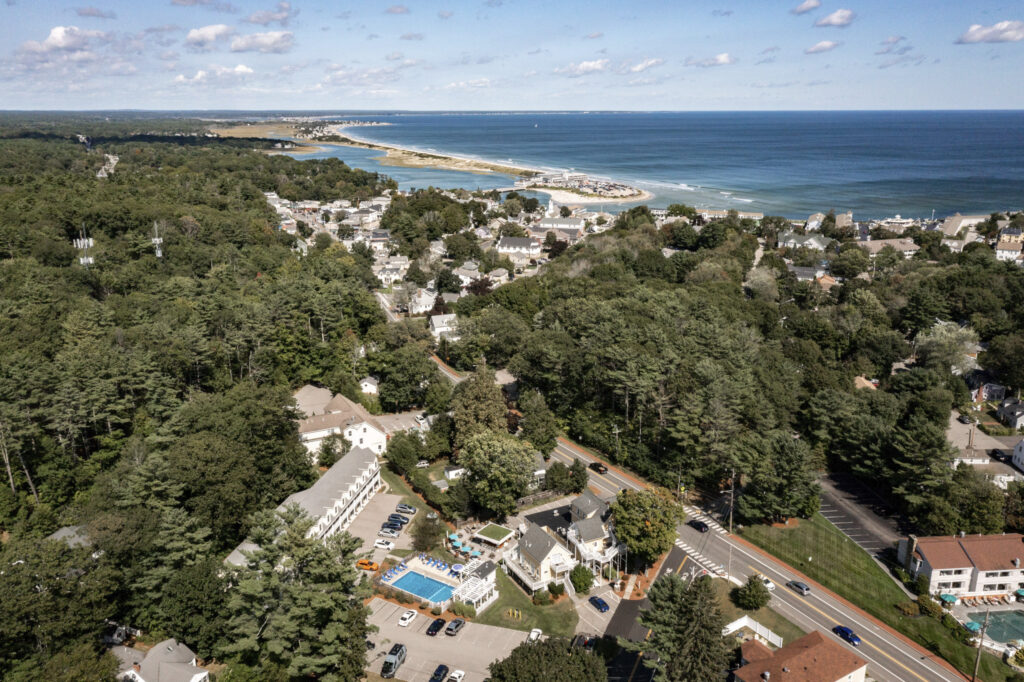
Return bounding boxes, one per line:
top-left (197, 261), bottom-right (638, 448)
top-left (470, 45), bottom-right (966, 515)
top-left (806, 212), bottom-right (826, 231)
top-left (941, 213), bottom-right (988, 237)
top-left (409, 288), bottom-right (437, 316)
top-left (359, 376), bottom-right (379, 395)
top-left (504, 522), bottom-right (576, 593)
top-left (114, 639), bottom-right (209, 682)
top-left (496, 236), bottom-right (541, 266)
top-left (998, 397), bottom-right (1024, 430)
top-left (225, 446), bottom-right (382, 567)
top-left (995, 241), bottom-right (1023, 263)
top-left (429, 314), bottom-right (459, 341)
top-left (295, 389), bottom-right (387, 456)
top-left (859, 238), bottom-right (920, 259)
top-left (897, 533), bottom-right (1024, 598)
top-left (778, 231), bottom-right (830, 251)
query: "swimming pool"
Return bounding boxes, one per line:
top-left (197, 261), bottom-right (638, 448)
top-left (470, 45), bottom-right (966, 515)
top-left (968, 611), bottom-right (1024, 643)
top-left (391, 571), bottom-right (455, 603)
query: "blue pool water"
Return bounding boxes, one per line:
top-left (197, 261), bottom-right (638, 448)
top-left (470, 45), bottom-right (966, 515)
top-left (391, 571), bottom-right (454, 603)
top-left (968, 611), bottom-right (1024, 644)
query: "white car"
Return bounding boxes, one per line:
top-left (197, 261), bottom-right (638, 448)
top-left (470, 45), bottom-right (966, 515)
top-left (374, 539), bottom-right (395, 551)
top-left (447, 672), bottom-right (465, 682)
top-left (398, 610), bottom-right (416, 627)
top-left (528, 628), bottom-right (543, 642)
top-left (416, 460), bottom-right (430, 469)
top-left (761, 576), bottom-right (776, 591)
top-left (378, 528), bottom-right (400, 539)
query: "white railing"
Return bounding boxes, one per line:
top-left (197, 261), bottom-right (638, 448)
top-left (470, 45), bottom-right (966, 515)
top-left (722, 616), bottom-right (783, 648)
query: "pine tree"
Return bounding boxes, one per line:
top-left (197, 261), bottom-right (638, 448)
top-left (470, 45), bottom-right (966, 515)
top-left (451, 364), bottom-right (506, 448)
top-left (518, 389), bottom-right (558, 456)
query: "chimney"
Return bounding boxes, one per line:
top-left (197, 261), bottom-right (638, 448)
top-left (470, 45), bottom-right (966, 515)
top-left (1015, 558), bottom-right (1021, 568)
top-left (762, 673), bottom-right (770, 681)
top-left (904, 535), bottom-right (918, 571)
top-left (960, 530), bottom-right (966, 538)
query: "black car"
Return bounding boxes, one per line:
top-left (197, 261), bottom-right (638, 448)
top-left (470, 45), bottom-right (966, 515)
top-left (445, 618), bottom-right (466, 636)
top-left (388, 513), bottom-right (411, 525)
top-left (957, 414), bottom-right (974, 424)
top-left (381, 522), bottom-right (403, 531)
top-left (426, 618), bottom-right (446, 636)
top-left (429, 665), bottom-right (450, 682)
top-left (688, 519), bottom-right (710, 533)
top-left (589, 461), bottom-right (609, 474)
top-left (571, 634), bottom-right (597, 653)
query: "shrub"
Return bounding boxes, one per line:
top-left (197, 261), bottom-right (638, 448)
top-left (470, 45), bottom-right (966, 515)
top-left (532, 589), bottom-right (551, 606)
top-left (420, 601), bottom-right (430, 610)
top-left (603, 564), bottom-right (619, 581)
top-left (913, 575), bottom-right (930, 597)
top-left (891, 566), bottom-right (910, 585)
top-left (895, 600), bottom-right (920, 616)
top-left (449, 601), bottom-right (477, 618)
top-left (398, 592), bottom-right (414, 604)
top-left (917, 597), bottom-right (943, 619)
top-left (1013, 647), bottom-right (1024, 667)
top-left (570, 565), bottom-right (594, 595)
top-left (733, 574), bottom-right (771, 611)
top-left (548, 581), bottom-right (565, 596)
top-left (431, 606), bottom-right (442, 616)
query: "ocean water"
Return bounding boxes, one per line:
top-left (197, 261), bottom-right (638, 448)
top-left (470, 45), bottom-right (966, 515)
top-left (287, 111), bottom-right (1024, 219)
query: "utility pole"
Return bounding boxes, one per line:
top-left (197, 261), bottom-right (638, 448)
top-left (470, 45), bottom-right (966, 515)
top-left (727, 468), bottom-right (736, 580)
top-left (972, 608), bottom-right (990, 682)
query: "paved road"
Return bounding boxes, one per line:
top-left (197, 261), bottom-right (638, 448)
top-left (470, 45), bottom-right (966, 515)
top-left (547, 438), bottom-right (965, 682)
top-left (430, 355), bottom-right (465, 383)
top-left (375, 291), bottom-right (401, 323)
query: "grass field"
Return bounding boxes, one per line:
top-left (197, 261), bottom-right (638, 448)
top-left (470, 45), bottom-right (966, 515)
top-left (477, 523), bottom-right (514, 543)
top-left (742, 513), bottom-right (1016, 681)
top-left (712, 579), bottom-right (806, 646)
top-left (475, 569), bottom-right (578, 638)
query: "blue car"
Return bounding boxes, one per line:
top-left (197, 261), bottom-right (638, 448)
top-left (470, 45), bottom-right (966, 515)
top-left (832, 625), bottom-right (861, 646)
top-left (428, 664), bottom-right (450, 682)
top-left (589, 596), bottom-right (610, 613)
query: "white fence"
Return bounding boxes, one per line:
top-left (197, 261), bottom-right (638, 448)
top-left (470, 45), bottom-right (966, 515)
top-left (722, 616), bottom-right (784, 648)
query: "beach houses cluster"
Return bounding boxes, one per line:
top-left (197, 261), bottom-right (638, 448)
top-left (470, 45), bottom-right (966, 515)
top-left (263, 190), bottom-right (393, 251)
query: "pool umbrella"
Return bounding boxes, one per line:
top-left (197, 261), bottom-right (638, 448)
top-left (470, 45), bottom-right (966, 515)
top-left (452, 541), bottom-right (462, 548)
top-left (939, 594), bottom-right (957, 604)
top-left (471, 550), bottom-right (481, 557)
top-left (449, 533), bottom-right (459, 540)
top-left (965, 621), bottom-right (982, 633)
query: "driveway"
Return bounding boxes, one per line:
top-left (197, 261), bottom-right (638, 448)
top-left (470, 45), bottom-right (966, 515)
top-left (376, 411), bottom-right (428, 435)
top-left (348, 492), bottom-right (414, 558)
top-left (572, 584), bottom-right (622, 636)
top-left (947, 412), bottom-right (1009, 452)
top-left (367, 598), bottom-right (529, 681)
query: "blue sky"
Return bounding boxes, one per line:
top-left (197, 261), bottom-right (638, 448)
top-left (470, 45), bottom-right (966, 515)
top-left (1, 0), bottom-right (1022, 110)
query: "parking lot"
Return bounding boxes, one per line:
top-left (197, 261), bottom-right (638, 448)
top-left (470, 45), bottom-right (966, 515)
top-left (376, 410), bottom-right (428, 435)
top-left (347, 492), bottom-right (414, 558)
top-left (368, 598), bottom-right (530, 681)
top-left (572, 584), bottom-right (622, 636)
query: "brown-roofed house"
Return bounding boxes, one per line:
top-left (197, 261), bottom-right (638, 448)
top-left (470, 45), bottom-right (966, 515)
top-left (293, 386), bottom-right (387, 457)
top-left (897, 533), bottom-right (1024, 597)
top-left (733, 631), bottom-right (867, 682)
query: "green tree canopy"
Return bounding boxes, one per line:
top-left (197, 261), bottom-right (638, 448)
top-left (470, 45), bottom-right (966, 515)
top-left (458, 430), bottom-right (534, 519)
top-left (451, 364), bottom-right (507, 448)
top-left (610, 489), bottom-right (682, 567)
top-left (489, 638), bottom-right (607, 682)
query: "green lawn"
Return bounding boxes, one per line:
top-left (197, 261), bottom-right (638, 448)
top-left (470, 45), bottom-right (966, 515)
top-left (712, 579), bottom-right (806, 646)
top-left (379, 467), bottom-right (427, 514)
top-left (477, 523), bottom-right (514, 543)
top-left (424, 458), bottom-right (449, 482)
top-left (474, 567), bottom-right (578, 638)
top-left (742, 513), bottom-right (1015, 681)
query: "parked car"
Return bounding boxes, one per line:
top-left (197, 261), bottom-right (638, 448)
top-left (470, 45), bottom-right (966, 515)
top-left (957, 414), bottom-right (973, 424)
top-left (429, 665), bottom-right (450, 682)
top-left (381, 522), bottom-right (403, 531)
top-left (416, 460), bottom-right (430, 468)
top-left (415, 414), bottom-right (428, 426)
top-left (688, 519), bottom-right (710, 533)
top-left (786, 580), bottom-right (811, 596)
top-left (571, 634), bottom-right (596, 652)
top-left (589, 461), bottom-right (609, 474)
top-left (398, 610), bottom-right (417, 627)
top-left (447, 671), bottom-right (465, 682)
top-left (444, 618), bottom-right (466, 636)
top-left (355, 559), bottom-right (379, 571)
top-left (760, 576), bottom-right (775, 591)
top-left (426, 511), bottom-right (439, 520)
top-left (832, 625), bottom-right (861, 646)
top-left (378, 528), bottom-right (400, 539)
top-left (396, 504), bottom-right (417, 515)
top-left (528, 628), bottom-right (543, 643)
top-left (388, 513), bottom-right (411, 525)
top-left (427, 618), bottom-right (446, 636)
top-left (374, 539), bottom-right (395, 551)
top-left (589, 596), bottom-right (610, 613)
top-left (381, 643), bottom-right (406, 679)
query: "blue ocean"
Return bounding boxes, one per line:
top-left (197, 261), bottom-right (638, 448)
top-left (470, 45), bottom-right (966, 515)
top-left (289, 111), bottom-right (1024, 219)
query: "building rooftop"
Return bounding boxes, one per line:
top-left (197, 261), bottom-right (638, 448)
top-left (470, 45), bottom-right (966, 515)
top-left (733, 631), bottom-right (867, 682)
top-left (297, 393), bottom-right (384, 435)
top-left (293, 384), bottom-right (334, 418)
top-left (281, 446), bottom-right (378, 521)
top-left (571, 489), bottom-right (609, 519)
top-left (518, 522), bottom-right (559, 565)
top-left (497, 236), bottom-right (538, 249)
top-left (913, 533), bottom-right (1024, 571)
top-left (573, 516), bottom-right (607, 543)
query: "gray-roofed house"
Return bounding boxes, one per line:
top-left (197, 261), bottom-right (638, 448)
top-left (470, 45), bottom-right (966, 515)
top-left (293, 384), bottom-right (334, 418)
top-left (115, 638), bottom-right (209, 682)
top-left (226, 446), bottom-right (382, 567)
top-left (778, 231), bottom-right (830, 252)
top-left (566, 514), bottom-right (624, 576)
top-left (858, 238), bottom-right (920, 259)
top-left (429, 313), bottom-right (460, 341)
top-left (496, 236), bottom-right (541, 266)
top-left (787, 265), bottom-right (826, 282)
top-left (998, 398), bottom-right (1024, 431)
top-left (505, 522), bottom-right (576, 593)
top-left (359, 376), bottom-right (379, 395)
top-left (570, 489), bottom-right (610, 522)
top-left (296, 391), bottom-right (387, 456)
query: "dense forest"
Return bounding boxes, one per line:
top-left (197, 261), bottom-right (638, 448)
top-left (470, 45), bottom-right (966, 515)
top-left (0, 123), bottom-right (391, 679)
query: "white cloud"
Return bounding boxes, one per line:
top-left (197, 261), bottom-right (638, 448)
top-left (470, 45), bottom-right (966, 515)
top-left (685, 52), bottom-right (736, 67)
top-left (400, 32), bottom-right (424, 40)
top-left (174, 63), bottom-right (252, 84)
top-left (956, 21), bottom-right (1024, 44)
top-left (76, 6), bottom-right (116, 19)
top-left (230, 31), bottom-right (294, 53)
top-left (438, 10), bottom-right (453, 19)
top-left (815, 9), bottom-right (855, 27)
top-left (385, 51), bottom-right (403, 61)
top-left (584, 32), bottom-right (603, 39)
top-left (791, 0), bottom-right (820, 15)
top-left (159, 50), bottom-right (179, 61)
top-left (386, 4), bottom-right (410, 14)
top-left (20, 25), bottom-right (107, 53)
top-left (443, 78), bottom-right (491, 90)
top-left (171, 0), bottom-right (237, 13)
top-left (185, 24), bottom-right (234, 50)
top-left (805, 40), bottom-right (840, 54)
top-left (244, 1), bottom-right (296, 27)
top-left (629, 58), bottom-right (663, 73)
top-left (555, 58), bottom-right (609, 76)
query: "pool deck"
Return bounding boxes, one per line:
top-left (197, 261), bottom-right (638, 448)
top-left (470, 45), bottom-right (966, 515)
top-left (382, 555), bottom-right (461, 597)
top-left (950, 596), bottom-right (1024, 647)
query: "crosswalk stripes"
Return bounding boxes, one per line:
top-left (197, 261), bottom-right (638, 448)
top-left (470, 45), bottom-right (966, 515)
top-left (682, 504), bottom-right (729, 535)
top-left (674, 539), bottom-right (727, 577)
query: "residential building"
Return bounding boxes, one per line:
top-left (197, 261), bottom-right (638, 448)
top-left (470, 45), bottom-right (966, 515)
top-left (998, 397), bottom-right (1024, 430)
top-left (834, 211), bottom-right (854, 232)
top-left (1000, 226), bottom-right (1024, 243)
top-left (504, 522), bottom-right (576, 593)
top-left (295, 390), bottom-right (387, 456)
top-left (941, 213), bottom-right (988, 237)
top-left (859, 238), bottom-right (920, 259)
top-left (700, 209), bottom-right (764, 222)
top-left (778, 231), bottom-right (831, 252)
top-left (487, 267), bottom-right (509, 285)
top-left (1013, 440), bottom-right (1024, 472)
top-left (806, 212), bottom-right (826, 231)
top-left (732, 631), bottom-right (867, 682)
top-left (995, 241), bottom-right (1023, 262)
top-left (293, 384), bottom-right (334, 418)
top-left (114, 639), bottom-right (210, 682)
top-left (226, 446), bottom-right (382, 566)
top-left (359, 376), bottom-right (379, 395)
top-left (897, 533), bottom-right (1024, 597)
top-left (570, 489), bottom-right (610, 522)
top-left (409, 287), bottom-right (437, 316)
top-left (429, 313), bottom-right (460, 341)
top-left (788, 264), bottom-right (826, 281)
top-left (453, 261), bottom-right (481, 287)
top-left (496, 236), bottom-right (541, 266)
top-left (451, 559), bottom-right (500, 612)
top-left (539, 215), bottom-right (586, 231)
